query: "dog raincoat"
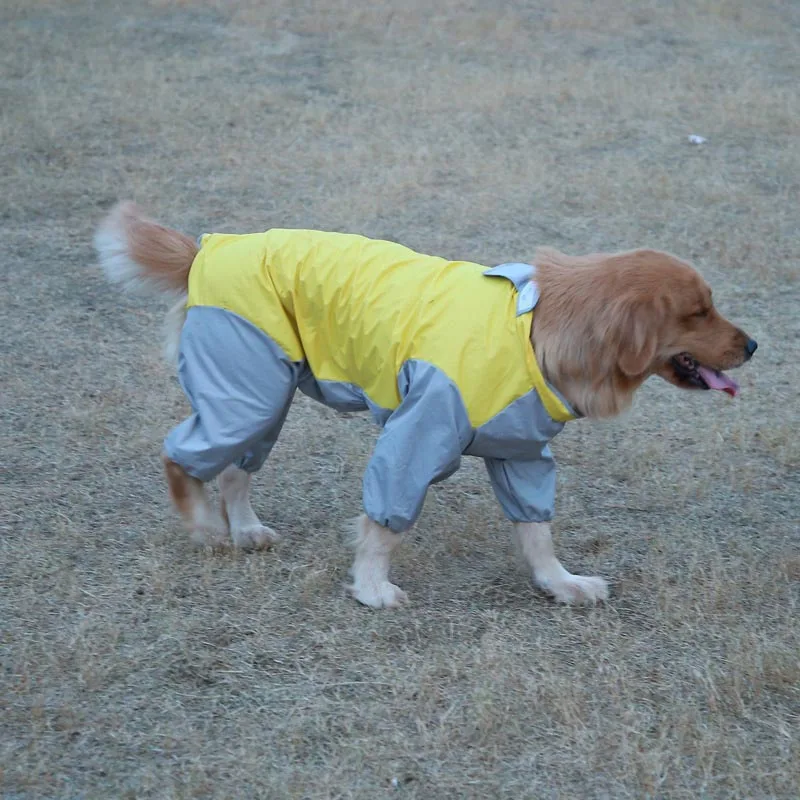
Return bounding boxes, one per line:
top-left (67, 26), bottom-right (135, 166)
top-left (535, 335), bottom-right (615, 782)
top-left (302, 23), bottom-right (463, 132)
top-left (164, 230), bottom-right (578, 532)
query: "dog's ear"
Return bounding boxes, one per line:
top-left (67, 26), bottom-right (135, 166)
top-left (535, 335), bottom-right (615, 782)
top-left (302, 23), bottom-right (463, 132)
top-left (615, 295), bottom-right (663, 377)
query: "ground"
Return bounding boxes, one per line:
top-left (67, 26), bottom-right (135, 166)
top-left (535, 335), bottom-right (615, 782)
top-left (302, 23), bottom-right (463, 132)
top-left (1, 0), bottom-right (798, 797)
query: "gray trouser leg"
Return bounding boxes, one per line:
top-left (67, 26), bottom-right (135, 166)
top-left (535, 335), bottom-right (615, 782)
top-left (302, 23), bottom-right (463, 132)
top-left (235, 399), bottom-right (294, 473)
top-left (164, 307), bottom-right (301, 481)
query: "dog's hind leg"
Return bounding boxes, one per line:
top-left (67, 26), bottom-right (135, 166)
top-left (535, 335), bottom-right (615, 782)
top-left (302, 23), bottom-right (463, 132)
top-left (162, 455), bottom-right (230, 547)
top-left (218, 465), bottom-right (279, 550)
top-left (161, 306), bottom-right (300, 548)
top-left (346, 515), bottom-right (408, 609)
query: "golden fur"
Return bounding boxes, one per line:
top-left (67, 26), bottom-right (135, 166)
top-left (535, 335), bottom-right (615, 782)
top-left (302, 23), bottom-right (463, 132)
top-left (95, 203), bottom-right (756, 608)
top-left (531, 247), bottom-right (753, 418)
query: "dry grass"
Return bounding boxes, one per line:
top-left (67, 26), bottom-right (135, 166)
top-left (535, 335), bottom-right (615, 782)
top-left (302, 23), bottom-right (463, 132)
top-left (1, 0), bottom-right (798, 797)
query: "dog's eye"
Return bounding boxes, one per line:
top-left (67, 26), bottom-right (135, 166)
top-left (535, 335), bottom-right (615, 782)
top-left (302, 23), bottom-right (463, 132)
top-left (693, 308), bottom-right (710, 319)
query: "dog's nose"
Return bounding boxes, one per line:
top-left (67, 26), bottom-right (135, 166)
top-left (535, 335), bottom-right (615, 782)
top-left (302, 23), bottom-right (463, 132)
top-left (745, 338), bottom-right (758, 359)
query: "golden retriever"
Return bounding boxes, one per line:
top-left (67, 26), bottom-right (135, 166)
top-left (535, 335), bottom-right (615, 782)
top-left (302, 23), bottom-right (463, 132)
top-left (94, 203), bottom-right (756, 608)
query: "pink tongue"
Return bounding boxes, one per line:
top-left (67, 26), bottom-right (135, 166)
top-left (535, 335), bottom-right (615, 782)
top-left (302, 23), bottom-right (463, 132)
top-left (697, 366), bottom-right (740, 397)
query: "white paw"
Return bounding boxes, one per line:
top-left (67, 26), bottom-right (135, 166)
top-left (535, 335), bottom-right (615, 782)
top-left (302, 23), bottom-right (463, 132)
top-left (536, 573), bottom-right (609, 605)
top-left (231, 524), bottom-right (280, 550)
top-left (347, 580), bottom-right (409, 609)
top-left (190, 522), bottom-right (231, 549)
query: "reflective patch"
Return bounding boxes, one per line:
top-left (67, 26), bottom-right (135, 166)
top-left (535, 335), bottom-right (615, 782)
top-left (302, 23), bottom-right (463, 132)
top-left (484, 262), bottom-right (540, 315)
top-left (515, 281), bottom-right (539, 315)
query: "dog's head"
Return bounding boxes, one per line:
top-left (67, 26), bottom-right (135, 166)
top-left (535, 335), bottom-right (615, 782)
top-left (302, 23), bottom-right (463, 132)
top-left (532, 248), bottom-right (757, 418)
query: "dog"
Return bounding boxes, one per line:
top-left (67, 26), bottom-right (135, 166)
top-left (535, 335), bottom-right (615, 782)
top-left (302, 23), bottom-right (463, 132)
top-left (94, 202), bottom-right (757, 609)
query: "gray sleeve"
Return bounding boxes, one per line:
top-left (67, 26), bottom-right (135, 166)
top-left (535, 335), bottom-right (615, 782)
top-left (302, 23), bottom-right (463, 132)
top-left (484, 445), bottom-right (557, 523)
top-left (363, 361), bottom-right (473, 533)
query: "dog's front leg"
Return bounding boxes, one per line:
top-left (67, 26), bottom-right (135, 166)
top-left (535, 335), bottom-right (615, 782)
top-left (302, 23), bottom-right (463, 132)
top-left (162, 455), bottom-right (230, 547)
top-left (514, 521), bottom-right (608, 605)
top-left (347, 515), bottom-right (408, 609)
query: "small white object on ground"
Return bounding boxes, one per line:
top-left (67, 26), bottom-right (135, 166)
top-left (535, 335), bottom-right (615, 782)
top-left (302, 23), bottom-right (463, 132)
top-left (688, 134), bottom-right (707, 144)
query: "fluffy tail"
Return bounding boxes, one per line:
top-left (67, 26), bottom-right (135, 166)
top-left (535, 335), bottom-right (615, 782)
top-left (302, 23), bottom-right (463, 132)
top-left (94, 202), bottom-right (198, 363)
top-left (94, 201), bottom-right (197, 295)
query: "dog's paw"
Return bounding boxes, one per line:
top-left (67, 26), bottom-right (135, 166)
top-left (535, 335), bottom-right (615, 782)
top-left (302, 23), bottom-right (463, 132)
top-left (190, 522), bottom-right (231, 549)
top-left (347, 580), bottom-right (409, 609)
top-left (536, 573), bottom-right (609, 605)
top-left (231, 524), bottom-right (280, 550)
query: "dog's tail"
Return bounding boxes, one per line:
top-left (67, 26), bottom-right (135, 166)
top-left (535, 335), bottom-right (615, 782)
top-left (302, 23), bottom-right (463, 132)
top-left (94, 201), bottom-right (197, 295)
top-left (94, 202), bottom-right (198, 363)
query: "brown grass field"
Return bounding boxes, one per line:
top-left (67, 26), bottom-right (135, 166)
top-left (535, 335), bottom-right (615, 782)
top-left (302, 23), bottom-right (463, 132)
top-left (2, 0), bottom-right (798, 797)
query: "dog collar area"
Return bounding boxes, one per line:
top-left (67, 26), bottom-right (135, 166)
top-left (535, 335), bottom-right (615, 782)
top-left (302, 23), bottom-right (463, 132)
top-left (484, 262), bottom-right (581, 422)
top-left (484, 263), bottom-right (540, 315)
